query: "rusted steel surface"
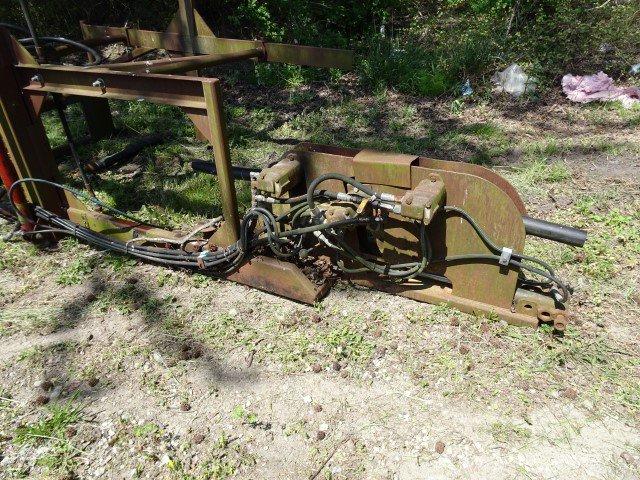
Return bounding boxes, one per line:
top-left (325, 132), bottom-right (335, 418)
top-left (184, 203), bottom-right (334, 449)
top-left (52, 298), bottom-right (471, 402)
top-left (292, 143), bottom-right (537, 323)
top-left (0, 30), bottom-right (64, 214)
top-left (416, 157), bottom-right (527, 214)
top-left (227, 256), bottom-right (329, 304)
top-left (79, 97), bottom-right (114, 140)
top-left (203, 80), bottom-right (240, 243)
top-left (81, 23), bottom-right (354, 70)
top-left (16, 64), bottom-right (211, 110)
top-left (102, 49), bottom-right (262, 74)
top-left (352, 150), bottom-right (417, 188)
top-left (67, 208), bottom-right (180, 242)
top-left (350, 278), bottom-right (539, 328)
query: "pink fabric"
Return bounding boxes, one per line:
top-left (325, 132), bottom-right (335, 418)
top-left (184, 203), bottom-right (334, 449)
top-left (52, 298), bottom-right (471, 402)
top-left (562, 72), bottom-right (640, 108)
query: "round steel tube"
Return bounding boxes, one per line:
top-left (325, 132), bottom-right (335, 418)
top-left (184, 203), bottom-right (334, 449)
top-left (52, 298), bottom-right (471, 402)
top-left (522, 215), bottom-right (587, 247)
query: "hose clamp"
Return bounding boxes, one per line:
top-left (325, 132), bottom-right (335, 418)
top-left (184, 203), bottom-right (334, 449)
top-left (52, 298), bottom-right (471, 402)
top-left (499, 247), bottom-right (513, 266)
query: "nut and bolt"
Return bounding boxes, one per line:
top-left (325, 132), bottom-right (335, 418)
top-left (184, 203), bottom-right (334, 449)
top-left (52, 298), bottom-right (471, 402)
top-left (30, 74), bottom-right (44, 86)
top-left (92, 78), bottom-right (106, 93)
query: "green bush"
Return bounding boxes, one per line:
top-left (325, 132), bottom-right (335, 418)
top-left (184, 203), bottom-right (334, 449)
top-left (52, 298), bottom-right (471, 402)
top-left (1, 0), bottom-right (638, 95)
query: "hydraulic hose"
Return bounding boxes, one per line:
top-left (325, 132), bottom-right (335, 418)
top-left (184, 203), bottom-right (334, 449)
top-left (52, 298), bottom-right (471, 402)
top-left (19, 36), bottom-right (103, 65)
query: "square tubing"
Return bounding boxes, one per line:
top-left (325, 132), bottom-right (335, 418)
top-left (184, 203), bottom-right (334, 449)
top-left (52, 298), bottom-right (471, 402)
top-left (202, 80), bottom-right (240, 243)
top-left (79, 22), bottom-right (114, 141)
top-left (177, 0), bottom-right (197, 55)
top-left (0, 30), bottom-right (64, 215)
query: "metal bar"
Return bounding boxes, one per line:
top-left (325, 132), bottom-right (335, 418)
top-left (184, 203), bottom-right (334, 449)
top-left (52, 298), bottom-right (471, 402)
top-left (0, 29), bottom-right (65, 215)
top-left (80, 23), bottom-right (354, 69)
top-left (18, 0), bottom-right (44, 62)
top-left (101, 49), bottom-right (262, 74)
top-left (85, 133), bottom-right (163, 173)
top-left (16, 64), bottom-right (210, 110)
top-left (202, 80), bottom-right (240, 242)
top-left (80, 97), bottom-right (115, 140)
top-left (191, 160), bottom-right (258, 181)
top-left (53, 94), bottom-right (97, 198)
top-left (177, 0), bottom-right (196, 55)
top-left (523, 216), bottom-right (587, 247)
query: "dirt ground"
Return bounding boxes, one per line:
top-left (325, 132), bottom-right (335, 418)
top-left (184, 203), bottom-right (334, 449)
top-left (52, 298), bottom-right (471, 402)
top-left (1, 80), bottom-right (639, 480)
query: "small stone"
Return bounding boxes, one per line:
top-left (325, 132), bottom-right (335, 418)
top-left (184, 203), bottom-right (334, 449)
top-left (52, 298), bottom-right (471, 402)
top-left (435, 441), bottom-right (445, 454)
top-left (316, 431), bottom-right (326, 441)
top-left (621, 451), bottom-right (639, 468)
top-left (311, 314), bottom-right (322, 324)
top-left (192, 433), bottom-right (205, 445)
top-left (449, 317), bottom-right (460, 327)
top-left (180, 402), bottom-right (192, 412)
top-left (34, 394), bottom-right (49, 406)
top-left (562, 387), bottom-right (578, 400)
top-left (388, 341), bottom-right (399, 350)
top-left (41, 380), bottom-right (54, 391)
top-left (480, 323), bottom-right (490, 334)
top-left (87, 377), bottom-right (99, 387)
top-left (459, 345), bottom-right (470, 355)
top-left (313, 404), bottom-right (323, 413)
top-left (65, 426), bottom-right (77, 438)
top-left (332, 362), bottom-right (342, 372)
top-left (340, 370), bottom-right (348, 378)
top-left (65, 380), bottom-right (82, 394)
top-left (373, 346), bottom-right (387, 358)
top-left (126, 277), bottom-right (138, 284)
top-left (373, 328), bottom-right (383, 338)
top-left (312, 364), bottom-right (322, 373)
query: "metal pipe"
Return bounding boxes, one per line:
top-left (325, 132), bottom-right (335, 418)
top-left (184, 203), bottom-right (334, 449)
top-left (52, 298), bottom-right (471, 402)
top-left (191, 160), bottom-right (258, 181)
top-left (102, 49), bottom-right (263, 74)
top-left (52, 95), bottom-right (97, 199)
top-left (522, 215), bottom-right (587, 247)
top-left (85, 133), bottom-right (164, 173)
top-left (17, 0), bottom-right (44, 62)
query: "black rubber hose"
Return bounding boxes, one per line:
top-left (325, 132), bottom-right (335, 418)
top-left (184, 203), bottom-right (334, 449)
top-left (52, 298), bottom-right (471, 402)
top-left (19, 36), bottom-right (103, 65)
top-left (86, 134), bottom-right (164, 173)
top-left (307, 173), bottom-right (376, 213)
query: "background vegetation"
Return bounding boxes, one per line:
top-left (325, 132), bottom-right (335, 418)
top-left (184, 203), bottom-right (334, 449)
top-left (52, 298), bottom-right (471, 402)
top-left (1, 0), bottom-right (638, 96)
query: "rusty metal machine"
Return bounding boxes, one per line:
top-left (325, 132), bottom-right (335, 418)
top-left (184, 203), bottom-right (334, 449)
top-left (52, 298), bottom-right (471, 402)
top-left (0, 1), bottom-right (586, 329)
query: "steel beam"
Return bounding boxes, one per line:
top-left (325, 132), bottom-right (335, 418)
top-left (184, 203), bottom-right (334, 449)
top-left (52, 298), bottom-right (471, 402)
top-left (101, 49), bottom-right (263, 74)
top-left (17, 64), bottom-right (210, 110)
top-left (81, 23), bottom-right (354, 70)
